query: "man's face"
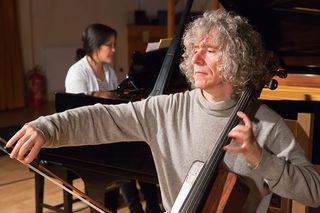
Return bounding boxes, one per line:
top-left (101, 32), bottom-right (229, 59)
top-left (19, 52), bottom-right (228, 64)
top-left (192, 31), bottom-right (224, 91)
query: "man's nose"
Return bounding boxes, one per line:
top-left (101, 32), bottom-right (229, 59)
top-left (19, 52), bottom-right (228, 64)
top-left (192, 51), bottom-right (205, 65)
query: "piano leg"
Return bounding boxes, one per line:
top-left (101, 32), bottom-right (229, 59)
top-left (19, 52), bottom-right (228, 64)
top-left (34, 166), bottom-right (79, 213)
top-left (139, 181), bottom-right (162, 212)
top-left (105, 188), bottom-right (120, 213)
top-left (61, 171), bottom-right (75, 213)
top-left (35, 173), bottom-right (44, 213)
top-left (80, 171), bottom-right (122, 213)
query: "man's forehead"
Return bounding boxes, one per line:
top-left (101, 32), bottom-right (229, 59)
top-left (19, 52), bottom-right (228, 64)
top-left (195, 28), bottom-right (220, 45)
top-left (198, 37), bottom-right (219, 47)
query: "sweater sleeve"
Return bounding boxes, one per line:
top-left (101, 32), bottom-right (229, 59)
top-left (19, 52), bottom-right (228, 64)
top-left (28, 102), bottom-right (152, 148)
top-left (254, 118), bottom-right (320, 207)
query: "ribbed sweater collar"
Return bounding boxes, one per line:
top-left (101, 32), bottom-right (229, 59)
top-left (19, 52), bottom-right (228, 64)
top-left (195, 89), bottom-right (237, 117)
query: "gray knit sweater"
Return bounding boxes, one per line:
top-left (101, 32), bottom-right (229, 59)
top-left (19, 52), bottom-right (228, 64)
top-left (30, 89), bottom-right (320, 212)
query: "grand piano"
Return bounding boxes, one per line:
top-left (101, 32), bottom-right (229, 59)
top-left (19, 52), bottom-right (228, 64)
top-left (35, 94), bottom-right (158, 213)
top-left (35, 0), bottom-right (320, 213)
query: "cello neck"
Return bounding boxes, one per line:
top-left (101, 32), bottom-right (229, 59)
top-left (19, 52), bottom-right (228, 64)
top-left (148, 0), bottom-right (194, 97)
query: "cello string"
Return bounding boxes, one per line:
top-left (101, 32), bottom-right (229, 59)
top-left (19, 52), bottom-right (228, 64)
top-left (180, 86), bottom-right (254, 211)
top-left (201, 87), bottom-right (253, 189)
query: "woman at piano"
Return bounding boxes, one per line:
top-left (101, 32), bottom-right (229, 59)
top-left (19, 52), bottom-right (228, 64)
top-left (64, 23), bottom-right (118, 99)
top-left (7, 9), bottom-right (320, 213)
top-left (64, 23), bottom-right (161, 213)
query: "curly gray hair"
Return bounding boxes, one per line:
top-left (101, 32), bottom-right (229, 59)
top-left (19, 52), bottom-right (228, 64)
top-left (180, 9), bottom-right (273, 96)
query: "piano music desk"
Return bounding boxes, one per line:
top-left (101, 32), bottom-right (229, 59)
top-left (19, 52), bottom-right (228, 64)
top-left (261, 85), bottom-right (320, 101)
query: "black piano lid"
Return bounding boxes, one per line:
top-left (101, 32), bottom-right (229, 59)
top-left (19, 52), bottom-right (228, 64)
top-left (39, 142), bottom-right (158, 183)
top-left (220, 0), bottom-right (320, 74)
top-left (55, 92), bottom-right (129, 112)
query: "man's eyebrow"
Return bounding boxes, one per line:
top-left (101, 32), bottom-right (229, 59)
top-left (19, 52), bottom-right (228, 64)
top-left (193, 41), bottom-right (219, 49)
top-left (205, 44), bottom-right (218, 48)
top-left (199, 43), bottom-right (219, 49)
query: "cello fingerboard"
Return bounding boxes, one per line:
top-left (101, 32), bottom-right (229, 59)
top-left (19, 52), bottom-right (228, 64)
top-left (171, 160), bottom-right (204, 213)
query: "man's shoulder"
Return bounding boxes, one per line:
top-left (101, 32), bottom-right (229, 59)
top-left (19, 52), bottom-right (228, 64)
top-left (251, 100), bottom-right (282, 122)
top-left (159, 89), bottom-right (195, 100)
top-left (145, 90), bottom-right (196, 109)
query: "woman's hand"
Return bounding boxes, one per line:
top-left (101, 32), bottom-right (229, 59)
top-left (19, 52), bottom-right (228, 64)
top-left (6, 124), bottom-right (45, 164)
top-left (91, 91), bottom-right (117, 99)
top-left (224, 111), bottom-right (262, 168)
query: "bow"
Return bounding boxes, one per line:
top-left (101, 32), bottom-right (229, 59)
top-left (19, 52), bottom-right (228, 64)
top-left (0, 136), bottom-right (111, 213)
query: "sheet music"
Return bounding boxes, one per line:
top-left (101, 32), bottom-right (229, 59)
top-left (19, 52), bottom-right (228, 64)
top-left (146, 38), bottom-right (172, 52)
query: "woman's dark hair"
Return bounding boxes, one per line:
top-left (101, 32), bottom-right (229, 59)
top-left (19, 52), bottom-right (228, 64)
top-left (81, 23), bottom-right (117, 57)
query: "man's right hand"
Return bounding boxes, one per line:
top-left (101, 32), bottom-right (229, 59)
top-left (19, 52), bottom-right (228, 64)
top-left (6, 124), bottom-right (45, 164)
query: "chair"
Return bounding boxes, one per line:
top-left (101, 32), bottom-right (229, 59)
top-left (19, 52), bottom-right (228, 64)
top-left (269, 113), bottom-right (315, 213)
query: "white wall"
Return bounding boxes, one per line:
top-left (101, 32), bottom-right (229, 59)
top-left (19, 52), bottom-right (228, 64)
top-left (17, 0), bottom-right (214, 100)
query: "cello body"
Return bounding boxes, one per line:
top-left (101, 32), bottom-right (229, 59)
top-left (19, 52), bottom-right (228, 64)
top-left (172, 161), bottom-right (249, 213)
top-left (202, 169), bottom-right (249, 213)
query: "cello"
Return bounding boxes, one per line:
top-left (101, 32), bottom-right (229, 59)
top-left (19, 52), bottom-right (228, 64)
top-left (171, 75), bottom-right (285, 212)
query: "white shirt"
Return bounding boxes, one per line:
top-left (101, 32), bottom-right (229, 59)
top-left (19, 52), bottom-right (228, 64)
top-left (65, 56), bottom-right (118, 94)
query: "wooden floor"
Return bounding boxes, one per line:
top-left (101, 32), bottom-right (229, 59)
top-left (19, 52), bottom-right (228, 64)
top-left (0, 155), bottom-right (131, 213)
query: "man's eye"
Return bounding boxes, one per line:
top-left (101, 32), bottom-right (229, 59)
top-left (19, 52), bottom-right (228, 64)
top-left (207, 49), bottom-right (215, 53)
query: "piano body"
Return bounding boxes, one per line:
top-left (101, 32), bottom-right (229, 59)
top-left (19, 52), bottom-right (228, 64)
top-left (35, 94), bottom-right (159, 213)
top-left (35, 0), bottom-right (320, 213)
